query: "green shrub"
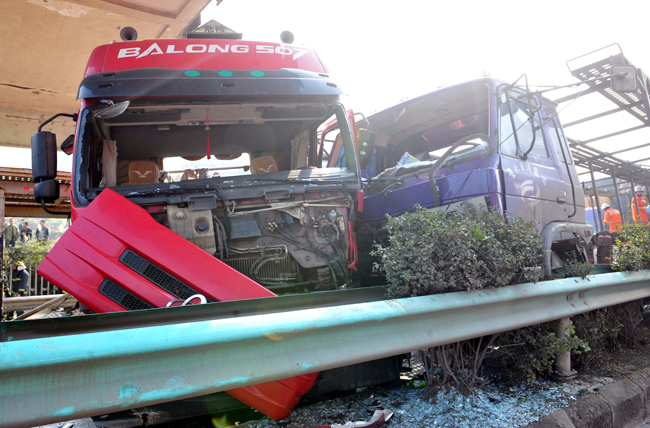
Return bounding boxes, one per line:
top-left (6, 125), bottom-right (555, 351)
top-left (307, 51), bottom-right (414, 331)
top-left (495, 321), bottom-right (588, 382)
top-left (572, 307), bottom-right (621, 370)
top-left (371, 204), bottom-right (544, 298)
top-left (563, 253), bottom-right (594, 279)
top-left (612, 224), bottom-right (650, 271)
top-left (2, 239), bottom-right (55, 293)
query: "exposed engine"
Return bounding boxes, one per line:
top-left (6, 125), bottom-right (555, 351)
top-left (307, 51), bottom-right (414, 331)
top-left (161, 191), bottom-right (351, 292)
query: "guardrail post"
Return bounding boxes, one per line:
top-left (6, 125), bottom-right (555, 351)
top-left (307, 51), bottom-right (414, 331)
top-left (553, 317), bottom-right (577, 382)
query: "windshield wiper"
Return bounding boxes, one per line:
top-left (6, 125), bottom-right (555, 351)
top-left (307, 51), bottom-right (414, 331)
top-left (247, 177), bottom-right (355, 185)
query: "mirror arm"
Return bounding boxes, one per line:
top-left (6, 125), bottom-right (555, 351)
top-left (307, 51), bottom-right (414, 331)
top-left (38, 113), bottom-right (77, 132)
top-left (41, 200), bottom-right (71, 217)
top-left (520, 112), bottom-right (539, 160)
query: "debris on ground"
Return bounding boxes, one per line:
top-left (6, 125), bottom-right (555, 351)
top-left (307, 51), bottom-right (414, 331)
top-left (238, 378), bottom-right (578, 428)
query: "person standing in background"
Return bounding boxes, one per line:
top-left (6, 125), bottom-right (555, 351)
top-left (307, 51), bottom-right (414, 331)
top-left (4, 218), bottom-right (20, 248)
top-left (21, 221), bottom-right (33, 243)
top-left (37, 220), bottom-right (50, 242)
top-left (631, 186), bottom-right (649, 225)
top-left (602, 203), bottom-right (622, 233)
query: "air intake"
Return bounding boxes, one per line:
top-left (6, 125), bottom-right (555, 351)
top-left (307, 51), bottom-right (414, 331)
top-left (120, 250), bottom-right (206, 301)
top-left (99, 279), bottom-right (152, 311)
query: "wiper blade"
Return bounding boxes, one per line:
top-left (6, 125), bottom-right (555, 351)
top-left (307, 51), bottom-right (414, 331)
top-left (247, 177), bottom-right (353, 185)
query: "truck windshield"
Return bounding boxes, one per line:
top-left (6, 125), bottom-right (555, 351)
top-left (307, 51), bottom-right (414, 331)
top-left (499, 90), bottom-right (547, 158)
top-left (74, 101), bottom-right (358, 202)
top-left (363, 82), bottom-right (490, 178)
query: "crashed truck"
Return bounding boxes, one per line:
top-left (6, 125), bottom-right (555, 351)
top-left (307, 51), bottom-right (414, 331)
top-left (325, 68), bottom-right (645, 278)
top-left (28, 32), bottom-right (401, 425)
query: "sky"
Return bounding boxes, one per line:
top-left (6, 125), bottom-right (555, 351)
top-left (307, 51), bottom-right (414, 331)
top-left (3, 0), bottom-right (650, 182)
top-left (202, 0), bottom-right (650, 181)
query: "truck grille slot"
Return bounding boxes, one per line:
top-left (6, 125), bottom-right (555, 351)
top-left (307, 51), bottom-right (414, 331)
top-left (99, 279), bottom-right (153, 311)
top-left (119, 250), bottom-right (203, 300)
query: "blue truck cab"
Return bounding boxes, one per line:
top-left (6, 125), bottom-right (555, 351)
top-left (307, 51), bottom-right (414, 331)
top-left (324, 78), bottom-right (599, 277)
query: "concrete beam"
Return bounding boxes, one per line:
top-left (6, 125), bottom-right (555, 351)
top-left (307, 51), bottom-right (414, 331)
top-left (4, 204), bottom-right (70, 219)
top-left (0, 180), bottom-right (71, 197)
top-left (0, 0), bottom-right (211, 149)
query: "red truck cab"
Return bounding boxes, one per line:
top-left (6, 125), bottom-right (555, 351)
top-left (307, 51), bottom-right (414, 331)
top-left (34, 37), bottom-right (362, 293)
top-left (30, 35), bottom-right (365, 422)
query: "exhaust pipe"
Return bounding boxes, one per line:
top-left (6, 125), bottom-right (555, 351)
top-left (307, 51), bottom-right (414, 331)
top-left (120, 26), bottom-right (138, 42)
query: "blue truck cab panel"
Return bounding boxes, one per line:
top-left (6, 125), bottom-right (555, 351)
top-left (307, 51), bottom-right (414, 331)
top-left (324, 78), bottom-right (593, 277)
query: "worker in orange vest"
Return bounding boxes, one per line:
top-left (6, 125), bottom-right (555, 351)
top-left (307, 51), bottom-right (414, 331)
top-left (631, 186), bottom-right (649, 225)
top-left (601, 203), bottom-right (622, 233)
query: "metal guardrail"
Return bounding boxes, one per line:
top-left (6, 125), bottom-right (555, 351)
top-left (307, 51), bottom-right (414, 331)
top-left (2, 271), bottom-right (650, 427)
top-left (3, 294), bottom-right (77, 311)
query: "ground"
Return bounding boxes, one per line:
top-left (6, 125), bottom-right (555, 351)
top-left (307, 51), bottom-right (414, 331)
top-left (229, 317), bottom-right (650, 428)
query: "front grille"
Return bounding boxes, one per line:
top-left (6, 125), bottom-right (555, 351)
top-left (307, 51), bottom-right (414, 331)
top-left (119, 250), bottom-right (203, 300)
top-left (225, 256), bottom-right (299, 282)
top-left (99, 279), bottom-right (153, 311)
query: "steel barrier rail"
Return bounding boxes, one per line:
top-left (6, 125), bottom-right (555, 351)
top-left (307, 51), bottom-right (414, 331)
top-left (3, 294), bottom-right (78, 311)
top-left (2, 271), bottom-right (650, 427)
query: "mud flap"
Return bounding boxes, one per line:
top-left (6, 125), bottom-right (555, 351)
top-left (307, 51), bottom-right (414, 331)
top-left (37, 188), bottom-right (318, 420)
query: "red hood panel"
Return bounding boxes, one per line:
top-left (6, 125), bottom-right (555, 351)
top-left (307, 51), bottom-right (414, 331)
top-left (37, 188), bottom-right (317, 420)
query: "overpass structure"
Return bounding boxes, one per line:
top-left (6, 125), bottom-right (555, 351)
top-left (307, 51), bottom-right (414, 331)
top-left (0, 167), bottom-right (71, 220)
top-left (1, 0), bottom-right (212, 151)
top-left (1, 0), bottom-right (213, 220)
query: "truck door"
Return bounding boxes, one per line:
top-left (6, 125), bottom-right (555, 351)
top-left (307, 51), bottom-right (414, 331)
top-left (498, 89), bottom-right (570, 230)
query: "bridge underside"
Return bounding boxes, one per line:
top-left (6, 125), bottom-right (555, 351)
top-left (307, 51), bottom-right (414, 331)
top-left (1, 0), bottom-right (210, 150)
top-left (0, 168), bottom-right (70, 223)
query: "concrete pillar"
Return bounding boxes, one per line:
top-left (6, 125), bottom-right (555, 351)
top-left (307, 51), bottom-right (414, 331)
top-left (553, 317), bottom-right (578, 382)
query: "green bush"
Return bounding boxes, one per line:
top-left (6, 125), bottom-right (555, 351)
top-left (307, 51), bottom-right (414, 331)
top-left (495, 321), bottom-right (588, 382)
top-left (2, 239), bottom-right (55, 293)
top-left (612, 224), bottom-right (650, 271)
top-left (563, 253), bottom-right (594, 279)
top-left (571, 307), bottom-right (621, 370)
top-left (371, 204), bottom-right (544, 298)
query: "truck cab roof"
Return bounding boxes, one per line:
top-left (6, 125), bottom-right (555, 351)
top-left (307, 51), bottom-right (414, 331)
top-left (79, 39), bottom-right (342, 99)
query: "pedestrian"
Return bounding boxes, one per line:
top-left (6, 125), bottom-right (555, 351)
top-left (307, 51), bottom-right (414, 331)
top-left (3, 218), bottom-right (20, 248)
top-left (37, 220), bottom-right (50, 241)
top-left (602, 203), bottom-right (622, 233)
top-left (8, 261), bottom-right (30, 319)
top-left (11, 261), bottom-right (29, 297)
top-left (21, 221), bottom-right (33, 243)
top-left (631, 186), bottom-right (649, 225)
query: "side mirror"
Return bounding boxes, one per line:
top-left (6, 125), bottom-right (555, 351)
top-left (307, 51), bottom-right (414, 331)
top-left (357, 129), bottom-right (376, 169)
top-left (610, 65), bottom-right (637, 92)
top-left (34, 179), bottom-right (60, 203)
top-left (60, 134), bottom-right (74, 155)
top-left (31, 131), bottom-right (58, 181)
